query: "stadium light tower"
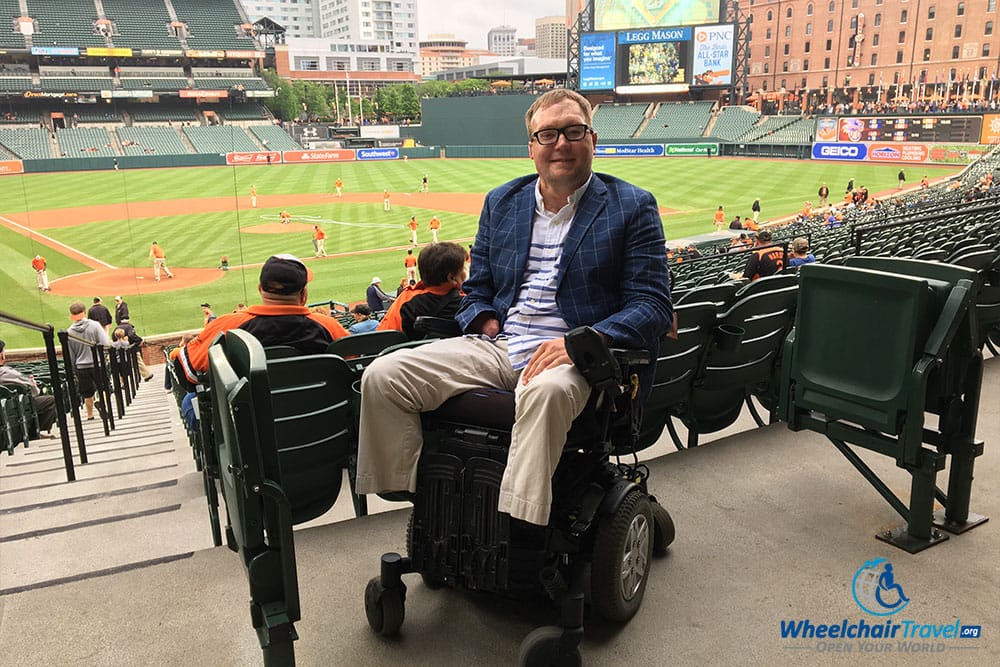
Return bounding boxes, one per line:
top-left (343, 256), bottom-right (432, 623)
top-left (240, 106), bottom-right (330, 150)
top-left (727, 1), bottom-right (752, 106)
top-left (566, 1), bottom-right (594, 91)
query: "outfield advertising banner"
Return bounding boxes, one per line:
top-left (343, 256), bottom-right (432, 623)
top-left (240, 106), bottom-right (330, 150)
top-left (812, 143), bottom-right (868, 160)
top-left (356, 147), bottom-right (399, 161)
top-left (595, 144), bottom-right (665, 157)
top-left (225, 151), bottom-right (281, 165)
top-left (665, 142), bottom-right (719, 156)
top-left (282, 149), bottom-right (356, 163)
top-left (867, 143), bottom-right (929, 163)
top-left (0, 159), bottom-right (24, 175)
top-left (580, 32), bottom-right (617, 91)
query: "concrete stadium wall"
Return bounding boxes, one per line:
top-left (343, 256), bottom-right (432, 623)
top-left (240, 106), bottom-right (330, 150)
top-left (24, 154), bottom-right (226, 173)
top-left (417, 95), bottom-right (538, 147)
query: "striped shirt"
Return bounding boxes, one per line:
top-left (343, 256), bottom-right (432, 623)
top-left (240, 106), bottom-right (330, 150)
top-left (502, 177), bottom-right (591, 370)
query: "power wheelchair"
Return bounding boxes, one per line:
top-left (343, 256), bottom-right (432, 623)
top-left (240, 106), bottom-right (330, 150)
top-left (363, 323), bottom-right (676, 666)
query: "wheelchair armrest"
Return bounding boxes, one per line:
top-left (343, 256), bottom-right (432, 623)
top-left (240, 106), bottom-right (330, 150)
top-left (413, 316), bottom-right (462, 338)
top-left (566, 327), bottom-right (649, 389)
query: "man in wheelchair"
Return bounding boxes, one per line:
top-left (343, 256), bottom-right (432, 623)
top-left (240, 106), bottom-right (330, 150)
top-left (357, 91), bottom-right (673, 659)
top-left (356, 89), bottom-right (673, 525)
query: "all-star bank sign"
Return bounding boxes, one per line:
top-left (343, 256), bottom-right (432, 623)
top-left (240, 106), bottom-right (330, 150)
top-left (778, 558), bottom-right (982, 654)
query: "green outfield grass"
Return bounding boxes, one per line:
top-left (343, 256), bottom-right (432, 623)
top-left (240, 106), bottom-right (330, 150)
top-left (0, 157), bottom-right (962, 349)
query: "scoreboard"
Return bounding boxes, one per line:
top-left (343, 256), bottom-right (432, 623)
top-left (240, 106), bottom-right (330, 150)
top-left (817, 116), bottom-right (983, 144)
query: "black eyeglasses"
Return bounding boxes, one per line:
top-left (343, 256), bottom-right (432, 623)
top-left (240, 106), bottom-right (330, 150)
top-left (530, 124), bottom-right (592, 145)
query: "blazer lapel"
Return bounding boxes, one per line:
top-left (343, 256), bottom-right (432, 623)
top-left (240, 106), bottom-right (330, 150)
top-left (556, 177), bottom-right (607, 287)
top-left (511, 182), bottom-right (536, 280)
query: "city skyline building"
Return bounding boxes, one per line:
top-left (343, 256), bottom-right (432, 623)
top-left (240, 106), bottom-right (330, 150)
top-left (488, 25), bottom-right (518, 57)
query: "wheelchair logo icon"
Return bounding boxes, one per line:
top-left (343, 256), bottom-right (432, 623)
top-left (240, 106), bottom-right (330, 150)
top-left (852, 558), bottom-right (910, 616)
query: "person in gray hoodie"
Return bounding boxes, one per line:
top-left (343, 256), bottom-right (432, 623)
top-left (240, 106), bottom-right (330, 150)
top-left (67, 301), bottom-right (111, 420)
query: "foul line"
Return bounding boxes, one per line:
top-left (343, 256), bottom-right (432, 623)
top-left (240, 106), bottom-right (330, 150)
top-left (0, 214), bottom-right (116, 269)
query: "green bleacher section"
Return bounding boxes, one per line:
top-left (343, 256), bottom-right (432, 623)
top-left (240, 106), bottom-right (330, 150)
top-left (638, 101), bottom-right (714, 139)
top-left (56, 127), bottom-right (116, 157)
top-left (121, 77), bottom-right (189, 91)
top-left (764, 117), bottom-right (814, 144)
top-left (709, 106), bottom-right (761, 141)
top-left (41, 78), bottom-right (114, 92)
top-left (591, 103), bottom-right (648, 140)
top-left (740, 115), bottom-right (802, 143)
top-left (216, 103), bottom-right (268, 120)
top-left (194, 77), bottom-right (269, 91)
top-left (129, 106), bottom-right (199, 123)
top-left (183, 125), bottom-right (259, 153)
top-left (25, 0), bottom-right (106, 48)
top-left (0, 0), bottom-right (26, 49)
top-left (103, 0), bottom-right (182, 49)
top-left (117, 126), bottom-right (190, 155)
top-left (171, 0), bottom-right (254, 50)
top-left (0, 77), bottom-right (31, 92)
top-left (0, 128), bottom-right (51, 159)
top-left (62, 108), bottom-right (122, 123)
top-left (248, 125), bottom-right (300, 151)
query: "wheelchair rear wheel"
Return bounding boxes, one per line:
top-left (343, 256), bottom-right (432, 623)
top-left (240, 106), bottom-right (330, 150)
top-left (590, 488), bottom-right (652, 622)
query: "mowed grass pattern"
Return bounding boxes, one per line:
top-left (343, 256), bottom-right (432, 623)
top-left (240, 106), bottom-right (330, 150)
top-left (0, 157), bottom-right (961, 348)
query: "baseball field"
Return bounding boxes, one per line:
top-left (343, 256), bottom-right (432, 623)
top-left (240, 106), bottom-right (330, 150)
top-left (0, 156), bottom-right (962, 348)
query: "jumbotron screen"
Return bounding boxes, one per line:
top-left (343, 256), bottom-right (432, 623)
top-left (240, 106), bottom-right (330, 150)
top-left (594, 0), bottom-right (723, 31)
top-left (580, 24), bottom-right (734, 92)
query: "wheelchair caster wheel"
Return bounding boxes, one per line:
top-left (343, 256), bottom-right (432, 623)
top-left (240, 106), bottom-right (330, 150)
top-left (364, 577), bottom-right (406, 636)
top-left (650, 498), bottom-right (675, 556)
top-left (591, 489), bottom-right (652, 622)
top-left (518, 626), bottom-right (582, 667)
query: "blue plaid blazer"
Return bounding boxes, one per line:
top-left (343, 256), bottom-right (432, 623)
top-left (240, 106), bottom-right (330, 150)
top-left (456, 173), bottom-right (673, 353)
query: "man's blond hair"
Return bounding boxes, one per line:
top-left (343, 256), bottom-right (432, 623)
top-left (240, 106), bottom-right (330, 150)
top-left (524, 89), bottom-right (593, 136)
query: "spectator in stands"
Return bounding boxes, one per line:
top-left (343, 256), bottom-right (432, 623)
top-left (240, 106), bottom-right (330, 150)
top-left (349, 304), bottom-right (378, 334)
top-left (396, 277), bottom-right (409, 296)
top-left (742, 231), bottom-right (784, 281)
top-left (176, 255), bottom-right (349, 385)
top-left (729, 215), bottom-right (743, 230)
top-left (88, 297), bottom-right (113, 334)
top-left (114, 295), bottom-right (129, 325)
top-left (357, 89), bottom-right (673, 527)
top-left (67, 301), bottom-right (112, 421)
top-left (377, 242), bottom-right (467, 341)
top-left (788, 238), bottom-right (816, 268)
top-left (115, 319), bottom-right (153, 382)
top-left (366, 276), bottom-right (390, 313)
top-left (0, 338), bottom-right (58, 435)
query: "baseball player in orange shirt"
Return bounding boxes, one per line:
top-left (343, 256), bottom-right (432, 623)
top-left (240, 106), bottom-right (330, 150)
top-left (313, 225), bottom-right (327, 257)
top-left (408, 215), bottom-right (418, 245)
top-left (32, 255), bottom-right (50, 291)
top-left (148, 241), bottom-right (174, 281)
top-left (428, 215), bottom-right (441, 243)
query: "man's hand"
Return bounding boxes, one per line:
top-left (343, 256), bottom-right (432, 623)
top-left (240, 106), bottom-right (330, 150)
top-left (470, 312), bottom-right (500, 338)
top-left (521, 337), bottom-right (573, 385)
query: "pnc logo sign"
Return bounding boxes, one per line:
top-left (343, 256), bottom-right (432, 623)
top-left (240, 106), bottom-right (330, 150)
top-left (812, 142), bottom-right (867, 160)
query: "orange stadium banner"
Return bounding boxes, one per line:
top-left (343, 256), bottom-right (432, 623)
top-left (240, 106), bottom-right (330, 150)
top-left (282, 149), bottom-right (357, 163)
top-left (0, 160), bottom-right (24, 175)
top-left (980, 114), bottom-right (1000, 144)
top-left (226, 152), bottom-right (281, 165)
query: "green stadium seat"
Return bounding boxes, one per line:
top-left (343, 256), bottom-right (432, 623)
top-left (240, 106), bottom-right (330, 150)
top-left (210, 328), bottom-right (357, 663)
top-left (780, 262), bottom-right (986, 552)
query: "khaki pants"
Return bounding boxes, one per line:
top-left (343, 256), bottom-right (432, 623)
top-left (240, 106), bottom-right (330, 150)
top-left (153, 257), bottom-right (173, 280)
top-left (356, 336), bottom-right (591, 526)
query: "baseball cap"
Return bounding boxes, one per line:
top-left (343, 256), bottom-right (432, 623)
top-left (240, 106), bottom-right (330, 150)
top-left (259, 254), bottom-right (311, 295)
top-left (200, 303), bottom-right (211, 308)
top-left (114, 295), bottom-right (122, 301)
top-left (371, 276), bottom-right (381, 284)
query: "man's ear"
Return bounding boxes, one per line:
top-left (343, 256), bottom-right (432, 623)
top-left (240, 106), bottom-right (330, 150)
top-left (298, 288), bottom-right (308, 306)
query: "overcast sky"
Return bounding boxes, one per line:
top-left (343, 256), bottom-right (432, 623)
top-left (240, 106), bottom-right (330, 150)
top-left (418, 0), bottom-right (568, 50)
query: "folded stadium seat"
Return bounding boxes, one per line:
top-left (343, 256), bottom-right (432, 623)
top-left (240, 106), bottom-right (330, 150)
top-left (674, 281), bottom-right (741, 308)
top-left (672, 285), bottom-right (798, 448)
top-left (209, 328), bottom-right (356, 664)
top-left (780, 261), bottom-right (986, 552)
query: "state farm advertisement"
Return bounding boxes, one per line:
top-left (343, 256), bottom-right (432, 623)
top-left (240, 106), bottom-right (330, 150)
top-left (225, 152), bottom-right (281, 165)
top-left (282, 149), bottom-right (356, 163)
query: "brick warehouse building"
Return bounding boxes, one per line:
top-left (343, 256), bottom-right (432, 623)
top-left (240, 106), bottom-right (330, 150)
top-left (742, 0), bottom-right (1000, 110)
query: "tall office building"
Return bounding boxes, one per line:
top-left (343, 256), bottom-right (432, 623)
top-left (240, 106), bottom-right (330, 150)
top-left (535, 16), bottom-right (568, 59)
top-left (488, 25), bottom-right (517, 56)
top-left (240, 0), bottom-right (418, 51)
